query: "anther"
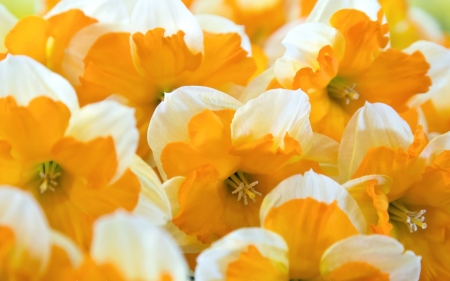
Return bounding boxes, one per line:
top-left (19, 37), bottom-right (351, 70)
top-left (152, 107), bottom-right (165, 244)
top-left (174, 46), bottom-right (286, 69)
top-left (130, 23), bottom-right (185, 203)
top-left (226, 171), bottom-right (261, 205)
top-left (327, 79), bottom-right (360, 105)
top-left (388, 200), bottom-right (427, 233)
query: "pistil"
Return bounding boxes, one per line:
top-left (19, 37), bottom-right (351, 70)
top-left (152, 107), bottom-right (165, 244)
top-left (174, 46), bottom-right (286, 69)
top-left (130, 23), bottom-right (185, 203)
top-left (327, 78), bottom-right (360, 105)
top-left (39, 161), bottom-right (62, 194)
top-left (226, 171), bottom-right (261, 205)
top-left (388, 200), bottom-right (427, 233)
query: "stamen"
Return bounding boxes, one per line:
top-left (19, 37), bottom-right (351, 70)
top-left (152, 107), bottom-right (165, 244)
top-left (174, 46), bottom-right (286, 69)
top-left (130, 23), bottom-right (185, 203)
top-left (388, 200), bottom-right (427, 233)
top-left (327, 78), bottom-right (360, 105)
top-left (39, 161), bottom-right (62, 194)
top-left (226, 172), bottom-right (261, 205)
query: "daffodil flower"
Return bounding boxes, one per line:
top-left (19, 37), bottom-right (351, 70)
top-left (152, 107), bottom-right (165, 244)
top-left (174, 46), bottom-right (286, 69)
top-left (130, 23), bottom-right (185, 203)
top-left (339, 101), bottom-right (450, 279)
top-left (148, 86), bottom-right (338, 249)
top-left (46, 0), bottom-right (258, 159)
top-left (242, 0), bottom-right (450, 142)
top-left (1, 0), bottom-right (98, 74)
top-left (0, 55), bottom-right (142, 249)
top-left (195, 172), bottom-right (421, 280)
top-left (69, 211), bottom-right (188, 281)
top-left (0, 187), bottom-right (83, 280)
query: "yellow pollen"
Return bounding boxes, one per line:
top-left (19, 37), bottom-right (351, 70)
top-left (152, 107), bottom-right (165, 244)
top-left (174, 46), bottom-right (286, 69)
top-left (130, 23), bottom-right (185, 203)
top-left (225, 171), bottom-right (261, 205)
top-left (327, 78), bottom-right (360, 105)
top-left (39, 161), bottom-right (61, 194)
top-left (388, 200), bottom-right (427, 233)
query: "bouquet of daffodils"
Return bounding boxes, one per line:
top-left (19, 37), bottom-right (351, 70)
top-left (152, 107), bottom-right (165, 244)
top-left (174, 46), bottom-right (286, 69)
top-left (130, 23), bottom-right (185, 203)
top-left (0, 0), bottom-right (449, 280)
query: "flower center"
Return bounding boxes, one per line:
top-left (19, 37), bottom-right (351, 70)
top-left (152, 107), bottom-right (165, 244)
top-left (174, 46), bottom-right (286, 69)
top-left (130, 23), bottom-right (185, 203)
top-left (225, 171), bottom-right (261, 205)
top-left (38, 161), bottom-right (62, 194)
top-left (327, 78), bottom-right (360, 105)
top-left (388, 200), bottom-right (427, 233)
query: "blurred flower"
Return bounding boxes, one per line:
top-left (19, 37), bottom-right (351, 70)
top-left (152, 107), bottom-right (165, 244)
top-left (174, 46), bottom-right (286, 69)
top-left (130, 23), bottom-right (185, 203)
top-left (70, 211), bottom-right (188, 281)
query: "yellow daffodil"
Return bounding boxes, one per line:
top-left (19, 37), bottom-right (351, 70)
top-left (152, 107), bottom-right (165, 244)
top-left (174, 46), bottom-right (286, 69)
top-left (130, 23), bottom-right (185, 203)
top-left (147, 86), bottom-right (338, 249)
top-left (68, 211), bottom-right (188, 281)
top-left (50, 0), bottom-right (258, 159)
top-left (338, 101), bottom-right (450, 279)
top-left (0, 187), bottom-right (83, 280)
top-left (1, 0), bottom-right (98, 74)
top-left (241, 0), bottom-right (447, 142)
top-left (0, 55), bottom-right (142, 249)
top-left (259, 170), bottom-right (366, 279)
top-left (195, 228), bottom-right (421, 281)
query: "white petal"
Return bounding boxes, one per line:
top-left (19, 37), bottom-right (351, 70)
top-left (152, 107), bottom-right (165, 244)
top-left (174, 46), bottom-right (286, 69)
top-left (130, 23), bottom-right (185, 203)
top-left (91, 211), bottom-right (188, 281)
top-left (0, 187), bottom-right (51, 273)
top-left (62, 22), bottom-right (130, 86)
top-left (260, 171), bottom-right (366, 234)
top-left (195, 228), bottom-right (289, 281)
top-left (414, 131), bottom-right (450, 172)
top-left (130, 0), bottom-right (203, 54)
top-left (239, 67), bottom-right (276, 103)
top-left (45, 0), bottom-right (134, 24)
top-left (303, 133), bottom-right (339, 179)
top-left (50, 230), bottom-right (83, 268)
top-left (0, 55), bottom-right (79, 113)
top-left (307, 0), bottom-right (382, 24)
top-left (263, 20), bottom-right (304, 65)
top-left (404, 41), bottom-right (450, 110)
top-left (131, 155), bottom-right (172, 226)
top-left (65, 100), bottom-right (138, 182)
top-left (195, 14), bottom-right (251, 56)
top-left (274, 22), bottom-right (345, 88)
top-left (338, 102), bottom-right (414, 183)
top-left (161, 176), bottom-right (209, 252)
top-left (148, 86), bottom-right (242, 180)
top-left (0, 4), bottom-right (17, 53)
top-left (303, 132), bottom-right (339, 164)
top-left (321, 235), bottom-right (421, 281)
top-left (232, 88), bottom-right (313, 153)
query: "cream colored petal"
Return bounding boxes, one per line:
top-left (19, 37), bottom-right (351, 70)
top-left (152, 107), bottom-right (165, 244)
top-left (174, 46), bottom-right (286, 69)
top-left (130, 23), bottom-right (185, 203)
top-left (195, 228), bottom-right (289, 281)
top-left (260, 170), bottom-right (367, 234)
top-left (91, 211), bottom-right (188, 281)
top-left (196, 14), bottom-right (251, 55)
top-left (62, 22), bottom-right (130, 86)
top-left (131, 155), bottom-right (171, 226)
top-left (404, 41), bottom-right (450, 108)
top-left (45, 0), bottom-right (133, 24)
top-left (130, 0), bottom-right (203, 53)
top-left (413, 131), bottom-right (450, 172)
top-left (342, 175), bottom-right (392, 232)
top-left (303, 133), bottom-right (339, 164)
top-left (232, 88), bottom-right (313, 153)
top-left (239, 67), bottom-right (276, 103)
top-left (0, 187), bottom-right (51, 273)
top-left (161, 176), bottom-right (208, 252)
top-left (338, 102), bottom-right (414, 183)
top-left (65, 100), bottom-right (138, 182)
top-left (303, 133), bottom-right (339, 179)
top-left (0, 55), bottom-right (79, 113)
top-left (306, 0), bottom-right (382, 23)
top-left (263, 20), bottom-right (304, 65)
top-left (0, 4), bottom-right (17, 53)
top-left (321, 235), bottom-right (421, 281)
top-left (190, 0), bottom-right (234, 19)
top-left (50, 230), bottom-right (83, 268)
top-left (274, 22), bottom-right (345, 88)
top-left (148, 86), bottom-right (242, 180)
